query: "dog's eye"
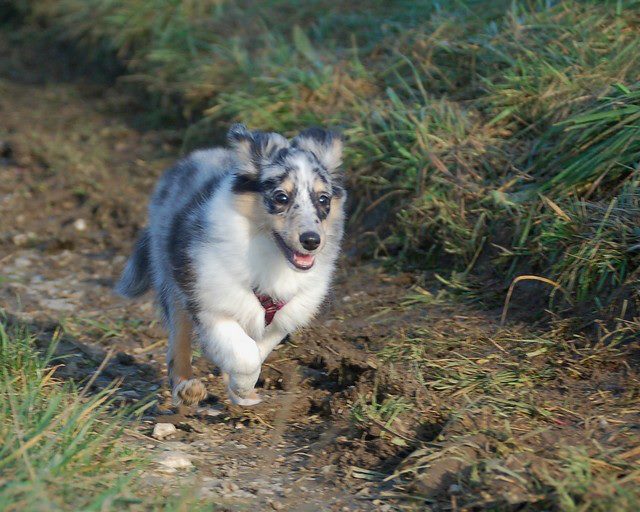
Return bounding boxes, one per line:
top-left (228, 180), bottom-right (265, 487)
top-left (318, 194), bottom-right (330, 206)
top-left (274, 192), bottom-right (289, 205)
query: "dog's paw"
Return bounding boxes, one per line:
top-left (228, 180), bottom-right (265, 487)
top-left (172, 378), bottom-right (207, 406)
top-left (227, 386), bottom-right (262, 407)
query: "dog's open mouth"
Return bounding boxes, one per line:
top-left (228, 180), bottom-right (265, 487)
top-left (273, 232), bottom-right (315, 270)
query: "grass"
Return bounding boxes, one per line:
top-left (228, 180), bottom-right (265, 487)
top-left (3, 1), bottom-right (640, 509)
top-left (0, 316), bottom-right (207, 511)
top-left (361, 301), bottom-right (640, 510)
top-left (8, 0), bottom-right (640, 323)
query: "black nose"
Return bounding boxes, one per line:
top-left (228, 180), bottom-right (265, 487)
top-left (299, 231), bottom-right (321, 251)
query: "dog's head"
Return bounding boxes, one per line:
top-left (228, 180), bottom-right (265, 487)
top-left (229, 124), bottom-right (345, 271)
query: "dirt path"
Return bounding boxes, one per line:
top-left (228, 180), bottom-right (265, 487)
top-left (0, 36), bottom-right (416, 511)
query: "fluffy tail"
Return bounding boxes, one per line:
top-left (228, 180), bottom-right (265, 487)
top-left (116, 228), bottom-right (152, 298)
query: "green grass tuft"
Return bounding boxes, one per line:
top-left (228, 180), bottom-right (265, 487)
top-left (0, 317), bottom-right (207, 511)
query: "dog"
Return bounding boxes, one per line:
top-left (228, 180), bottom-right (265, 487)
top-left (116, 124), bottom-right (346, 406)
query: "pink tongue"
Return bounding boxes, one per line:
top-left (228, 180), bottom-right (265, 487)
top-left (293, 252), bottom-right (315, 267)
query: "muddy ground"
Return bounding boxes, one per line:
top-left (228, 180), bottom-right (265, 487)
top-left (1, 34), bottom-right (639, 511)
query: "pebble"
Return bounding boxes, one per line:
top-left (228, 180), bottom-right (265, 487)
top-left (221, 481), bottom-right (239, 493)
top-left (197, 407), bottom-right (223, 418)
top-left (156, 450), bottom-right (192, 470)
top-left (14, 255), bottom-right (32, 268)
top-left (321, 464), bottom-right (335, 475)
top-left (11, 233), bottom-right (29, 247)
top-left (255, 487), bottom-right (275, 496)
top-left (152, 422), bottom-right (177, 439)
top-left (73, 218), bottom-right (87, 231)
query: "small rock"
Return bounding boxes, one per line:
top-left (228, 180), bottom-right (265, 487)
top-left (321, 464), bottom-right (335, 475)
top-left (197, 407), bottom-right (223, 418)
top-left (40, 298), bottom-right (74, 312)
top-left (269, 500), bottom-right (284, 510)
top-left (220, 481), bottom-right (240, 497)
top-left (156, 450), bottom-right (192, 470)
top-left (256, 487), bottom-right (274, 496)
top-left (73, 218), bottom-right (87, 231)
top-left (157, 466), bottom-right (177, 474)
top-left (12, 234), bottom-right (32, 247)
top-left (152, 423), bottom-right (177, 439)
top-left (190, 440), bottom-right (210, 451)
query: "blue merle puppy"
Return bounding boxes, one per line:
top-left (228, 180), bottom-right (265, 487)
top-left (116, 124), bottom-right (346, 406)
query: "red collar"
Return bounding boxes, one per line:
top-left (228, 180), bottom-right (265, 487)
top-left (254, 292), bottom-right (287, 326)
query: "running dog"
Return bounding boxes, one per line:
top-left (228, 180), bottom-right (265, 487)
top-left (116, 124), bottom-right (346, 406)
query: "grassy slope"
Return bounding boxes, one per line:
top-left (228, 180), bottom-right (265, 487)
top-left (10, 0), bottom-right (640, 326)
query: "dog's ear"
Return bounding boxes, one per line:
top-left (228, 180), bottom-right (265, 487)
top-left (227, 123), bottom-right (288, 175)
top-left (291, 127), bottom-right (344, 176)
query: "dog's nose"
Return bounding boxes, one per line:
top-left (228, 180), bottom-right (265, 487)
top-left (299, 231), bottom-right (321, 251)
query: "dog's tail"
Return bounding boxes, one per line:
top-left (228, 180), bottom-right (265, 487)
top-left (115, 228), bottom-right (152, 298)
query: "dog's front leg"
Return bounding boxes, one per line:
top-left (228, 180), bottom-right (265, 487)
top-left (256, 326), bottom-right (288, 363)
top-left (256, 294), bottom-right (321, 362)
top-left (197, 314), bottom-right (263, 406)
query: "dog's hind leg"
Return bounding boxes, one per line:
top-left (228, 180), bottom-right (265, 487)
top-left (167, 305), bottom-right (207, 406)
